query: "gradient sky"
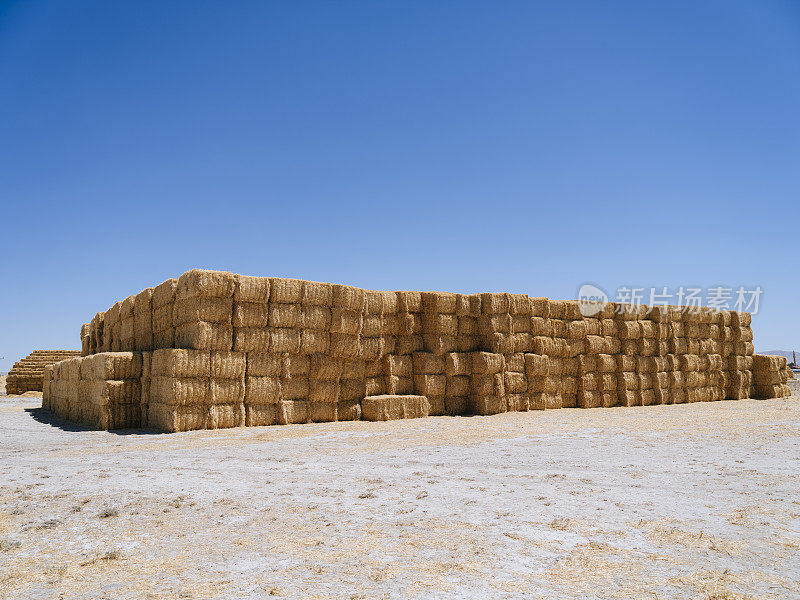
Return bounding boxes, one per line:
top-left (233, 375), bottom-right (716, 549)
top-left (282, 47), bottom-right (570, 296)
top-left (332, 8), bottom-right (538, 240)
top-left (1, 1), bottom-right (799, 371)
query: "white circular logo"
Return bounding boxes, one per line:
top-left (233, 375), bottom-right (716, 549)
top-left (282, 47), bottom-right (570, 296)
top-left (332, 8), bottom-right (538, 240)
top-left (577, 283), bottom-right (608, 317)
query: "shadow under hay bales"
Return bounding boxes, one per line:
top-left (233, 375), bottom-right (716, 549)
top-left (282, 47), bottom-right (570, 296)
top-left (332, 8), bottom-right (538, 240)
top-left (24, 407), bottom-right (161, 435)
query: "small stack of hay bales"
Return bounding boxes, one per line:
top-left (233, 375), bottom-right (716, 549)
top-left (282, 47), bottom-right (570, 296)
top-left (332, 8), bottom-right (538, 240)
top-left (148, 349), bottom-right (246, 432)
top-left (174, 270), bottom-right (234, 351)
top-left (134, 287), bottom-right (154, 351)
top-left (152, 279), bottom-right (178, 349)
top-left (751, 354), bottom-right (791, 399)
top-left (444, 351), bottom-right (471, 415)
top-left (412, 351), bottom-right (446, 415)
top-left (470, 351), bottom-right (506, 415)
top-left (43, 353), bottom-right (142, 429)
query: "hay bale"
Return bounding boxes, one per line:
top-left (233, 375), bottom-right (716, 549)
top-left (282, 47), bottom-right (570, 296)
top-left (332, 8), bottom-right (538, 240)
top-left (331, 309), bottom-right (362, 335)
top-left (338, 378), bottom-right (366, 402)
top-left (445, 352), bottom-right (471, 377)
top-left (455, 293), bottom-right (482, 316)
top-left (446, 375), bottom-right (470, 397)
top-left (504, 371), bottom-right (527, 394)
top-left (150, 377), bottom-right (210, 405)
top-left (471, 352), bottom-right (504, 375)
top-left (211, 379), bottom-right (245, 404)
top-left (386, 375), bottom-right (412, 395)
top-left (234, 274), bottom-right (270, 302)
top-left (245, 376), bottom-right (281, 404)
top-left (301, 281), bottom-right (333, 306)
top-left (233, 302), bottom-right (269, 328)
top-left (175, 322), bottom-right (232, 351)
top-left (245, 404), bottom-right (280, 427)
top-left (469, 395), bottom-right (507, 415)
top-left (269, 327), bottom-right (301, 354)
top-left (308, 402), bottom-right (338, 423)
top-left (233, 328), bottom-right (269, 352)
top-left (414, 374), bottom-right (446, 397)
top-left (362, 395), bottom-right (430, 421)
top-left (301, 330), bottom-right (330, 354)
top-left (269, 278), bottom-right (304, 304)
top-left (332, 284), bottom-right (365, 312)
top-left (337, 400), bottom-right (362, 421)
top-left (211, 351), bottom-right (246, 379)
top-left (177, 269), bottom-right (236, 300)
top-left (278, 400), bottom-right (310, 424)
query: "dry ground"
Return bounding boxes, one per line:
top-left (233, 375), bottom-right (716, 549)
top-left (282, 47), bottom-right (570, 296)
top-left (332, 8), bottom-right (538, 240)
top-left (1, 395), bottom-right (799, 600)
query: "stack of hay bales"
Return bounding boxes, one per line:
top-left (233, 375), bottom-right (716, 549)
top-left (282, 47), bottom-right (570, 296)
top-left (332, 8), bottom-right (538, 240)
top-left (413, 351), bottom-right (447, 415)
top-left (174, 270), bottom-right (234, 351)
top-left (751, 354), bottom-right (791, 399)
top-left (152, 279), bottom-right (178, 349)
top-left (147, 349), bottom-right (245, 432)
top-left (45, 268), bottom-right (788, 432)
top-left (5, 350), bottom-right (81, 395)
top-left (43, 353), bottom-right (141, 428)
top-left (444, 351), bottom-right (471, 415)
top-left (615, 305), bottom-right (641, 406)
top-left (470, 351), bottom-right (506, 415)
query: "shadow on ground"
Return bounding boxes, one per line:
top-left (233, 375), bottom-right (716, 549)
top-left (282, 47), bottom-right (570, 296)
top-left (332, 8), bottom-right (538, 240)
top-left (25, 407), bottom-right (161, 436)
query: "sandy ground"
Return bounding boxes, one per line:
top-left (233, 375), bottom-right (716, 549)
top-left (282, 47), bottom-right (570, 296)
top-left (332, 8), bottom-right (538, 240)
top-left (1, 396), bottom-right (799, 600)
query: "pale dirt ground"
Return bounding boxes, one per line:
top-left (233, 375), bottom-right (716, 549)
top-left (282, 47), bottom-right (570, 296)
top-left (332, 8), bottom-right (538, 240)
top-left (1, 395), bottom-right (799, 600)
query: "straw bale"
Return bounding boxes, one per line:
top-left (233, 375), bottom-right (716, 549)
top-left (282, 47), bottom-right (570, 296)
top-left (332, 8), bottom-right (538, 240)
top-left (301, 281), bottom-right (333, 306)
top-left (233, 327), bottom-right (269, 352)
top-left (505, 394), bottom-right (527, 412)
top-left (731, 311), bottom-right (751, 327)
top-left (310, 354), bottom-right (342, 380)
top-left (532, 336), bottom-right (555, 356)
top-left (234, 274), bottom-right (270, 302)
top-left (340, 358), bottom-right (365, 380)
top-left (269, 278), bottom-right (303, 304)
top-left (470, 395), bottom-right (506, 415)
top-left (396, 290), bottom-right (423, 313)
top-left (331, 309), bottom-right (362, 335)
top-left (567, 320), bottom-right (586, 339)
top-left (288, 354), bottom-right (310, 377)
top-left (278, 400), bottom-right (310, 424)
top-left (177, 270), bottom-right (236, 300)
top-left (577, 390), bottom-right (602, 408)
top-left (414, 374), bottom-right (446, 397)
top-left (455, 293), bottom-right (482, 316)
top-left (413, 352), bottom-right (445, 374)
top-left (83, 352), bottom-right (144, 380)
top-left (530, 317), bottom-right (550, 336)
top-left (584, 335), bottom-right (605, 354)
top-left (480, 292), bottom-right (510, 314)
top-left (361, 314), bottom-right (383, 337)
top-left (338, 378), bottom-right (365, 402)
top-left (471, 373), bottom-right (504, 396)
top-left (307, 402), bottom-right (337, 423)
top-left (504, 371), bottom-right (527, 394)
top-left (386, 375), bottom-right (412, 395)
top-left (78, 380), bottom-right (141, 406)
top-left (362, 395), bottom-right (430, 421)
top-left (153, 304), bottom-right (173, 333)
top-left (268, 303), bottom-right (300, 328)
top-left (147, 404), bottom-right (206, 432)
top-left (283, 376), bottom-right (309, 400)
top-left (617, 321), bottom-right (641, 340)
top-left (211, 351), bottom-right (246, 379)
top-left (596, 354), bottom-right (616, 372)
top-left (301, 329), bottom-right (330, 354)
top-left (380, 354), bottom-right (409, 378)
top-left (332, 284), bottom-right (365, 312)
top-left (423, 335), bottom-right (459, 355)
top-left (150, 377), bottom-right (210, 405)
top-left (211, 378), bottom-right (245, 404)
top-left (359, 337), bottom-right (385, 360)
top-left (446, 375), bottom-right (471, 397)
top-left (245, 376), bottom-right (281, 404)
top-left (175, 322), bottom-right (232, 351)
top-left (233, 302), bottom-right (269, 328)
top-left (269, 327), bottom-right (301, 354)
top-left (152, 278), bottom-right (178, 307)
top-left (442, 353), bottom-right (469, 377)
top-left (471, 352), bottom-right (504, 375)
top-left (550, 319), bottom-right (567, 338)
top-left (245, 404), bottom-right (280, 427)
top-left (337, 400), bottom-right (362, 421)
top-left (309, 379), bottom-right (340, 403)
top-left (366, 377), bottom-right (386, 396)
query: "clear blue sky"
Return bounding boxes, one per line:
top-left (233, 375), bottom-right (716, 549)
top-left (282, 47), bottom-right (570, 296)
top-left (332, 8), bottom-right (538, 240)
top-left (1, 1), bottom-right (799, 371)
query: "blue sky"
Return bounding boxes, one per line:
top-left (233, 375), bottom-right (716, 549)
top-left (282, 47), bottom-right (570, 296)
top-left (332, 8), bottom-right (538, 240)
top-left (1, 1), bottom-right (799, 370)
